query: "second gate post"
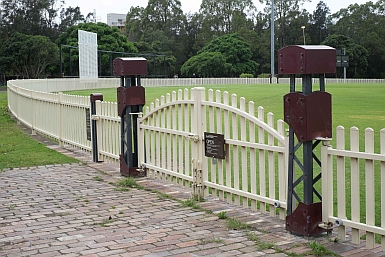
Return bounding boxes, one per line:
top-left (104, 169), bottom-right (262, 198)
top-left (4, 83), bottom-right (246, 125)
top-left (278, 45), bottom-right (336, 236)
top-left (114, 57), bottom-right (147, 177)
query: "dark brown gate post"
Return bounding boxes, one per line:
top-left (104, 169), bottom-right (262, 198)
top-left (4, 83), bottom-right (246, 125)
top-left (90, 93), bottom-right (104, 162)
top-left (278, 45), bottom-right (336, 236)
top-left (114, 57), bottom-right (147, 177)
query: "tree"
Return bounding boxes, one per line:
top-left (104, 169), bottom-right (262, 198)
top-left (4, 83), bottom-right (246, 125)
top-left (182, 33), bottom-right (259, 77)
top-left (125, 6), bottom-right (145, 42)
top-left (0, 32), bottom-right (59, 78)
top-left (199, 0), bottom-right (256, 33)
top-left (308, 1), bottom-right (330, 44)
top-left (199, 33), bottom-right (259, 76)
top-left (124, 0), bottom-right (185, 77)
top-left (181, 52), bottom-right (230, 77)
top-left (0, 0), bottom-right (64, 40)
top-left (322, 34), bottom-right (368, 78)
top-left (329, 1), bottom-right (385, 78)
top-left (262, 0), bottom-right (311, 48)
top-left (58, 6), bottom-right (85, 33)
top-left (56, 22), bottom-right (138, 77)
top-left (182, 12), bottom-right (201, 58)
top-left (142, 0), bottom-right (185, 38)
top-left (196, 0), bottom-right (257, 49)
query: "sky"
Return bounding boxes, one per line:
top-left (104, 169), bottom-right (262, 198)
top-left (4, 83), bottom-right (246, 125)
top-left (63, 0), bottom-right (371, 23)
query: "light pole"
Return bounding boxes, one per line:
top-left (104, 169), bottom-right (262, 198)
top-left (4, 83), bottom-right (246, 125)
top-left (271, 0), bottom-right (275, 78)
top-left (301, 26), bottom-right (306, 45)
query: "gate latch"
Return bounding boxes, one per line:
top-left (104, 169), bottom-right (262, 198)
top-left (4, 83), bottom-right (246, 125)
top-left (186, 134), bottom-right (199, 142)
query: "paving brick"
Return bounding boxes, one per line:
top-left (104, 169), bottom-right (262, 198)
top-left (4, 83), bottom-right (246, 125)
top-left (59, 246), bottom-right (89, 254)
top-left (1, 147), bottom-right (382, 257)
top-left (79, 247), bottom-right (109, 255)
top-left (120, 250), bottom-right (152, 256)
top-left (219, 242), bottom-right (247, 251)
top-left (176, 240), bottom-right (200, 248)
top-left (34, 251), bottom-right (61, 257)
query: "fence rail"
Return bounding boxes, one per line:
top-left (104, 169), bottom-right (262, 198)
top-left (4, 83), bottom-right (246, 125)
top-left (8, 77), bottom-right (385, 93)
top-left (6, 78), bottom-right (385, 250)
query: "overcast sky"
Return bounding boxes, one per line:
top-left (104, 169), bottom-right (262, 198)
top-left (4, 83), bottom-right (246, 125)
top-left (63, 0), bottom-right (371, 23)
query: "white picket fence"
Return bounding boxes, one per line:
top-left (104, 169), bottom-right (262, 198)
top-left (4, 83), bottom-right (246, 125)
top-left (94, 100), bottom-right (121, 165)
top-left (322, 126), bottom-right (385, 249)
top-left (6, 78), bottom-right (385, 250)
top-left (7, 84), bottom-right (92, 152)
top-left (7, 77), bottom-right (385, 93)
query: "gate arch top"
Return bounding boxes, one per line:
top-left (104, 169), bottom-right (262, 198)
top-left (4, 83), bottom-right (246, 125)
top-left (140, 87), bottom-right (285, 145)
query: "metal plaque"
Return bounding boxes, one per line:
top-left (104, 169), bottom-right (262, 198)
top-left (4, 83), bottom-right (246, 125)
top-left (204, 132), bottom-right (225, 159)
top-left (85, 108), bottom-right (91, 141)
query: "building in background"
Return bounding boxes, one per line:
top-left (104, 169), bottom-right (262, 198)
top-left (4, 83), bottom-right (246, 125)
top-left (107, 13), bottom-right (126, 33)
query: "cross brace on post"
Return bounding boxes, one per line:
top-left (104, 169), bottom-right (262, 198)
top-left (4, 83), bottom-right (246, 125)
top-left (278, 45), bottom-right (336, 236)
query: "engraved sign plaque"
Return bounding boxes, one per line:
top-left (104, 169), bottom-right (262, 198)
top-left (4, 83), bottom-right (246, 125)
top-left (204, 132), bottom-right (225, 159)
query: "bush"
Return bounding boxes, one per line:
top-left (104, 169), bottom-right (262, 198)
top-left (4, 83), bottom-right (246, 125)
top-left (258, 73), bottom-right (271, 78)
top-left (240, 73), bottom-right (254, 78)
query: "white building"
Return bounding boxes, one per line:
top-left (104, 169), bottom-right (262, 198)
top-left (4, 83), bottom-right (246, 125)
top-left (107, 13), bottom-right (126, 32)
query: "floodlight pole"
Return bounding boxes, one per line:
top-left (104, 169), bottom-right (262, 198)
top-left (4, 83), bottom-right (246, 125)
top-left (343, 48), bottom-right (347, 80)
top-left (60, 45), bottom-right (62, 77)
top-left (271, 0), bottom-right (275, 79)
top-left (301, 26), bottom-right (306, 45)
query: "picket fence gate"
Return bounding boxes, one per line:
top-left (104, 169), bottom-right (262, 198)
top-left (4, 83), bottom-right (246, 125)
top-left (137, 87), bottom-right (287, 219)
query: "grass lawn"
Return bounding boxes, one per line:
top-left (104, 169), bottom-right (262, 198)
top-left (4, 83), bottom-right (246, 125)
top-left (65, 82), bottom-right (385, 146)
top-left (0, 92), bottom-right (78, 171)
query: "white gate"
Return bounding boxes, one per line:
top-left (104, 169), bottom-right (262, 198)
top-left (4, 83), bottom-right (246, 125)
top-left (137, 87), bottom-right (287, 218)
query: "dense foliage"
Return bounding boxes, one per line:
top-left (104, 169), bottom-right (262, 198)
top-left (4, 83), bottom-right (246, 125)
top-left (0, 33), bottom-right (59, 78)
top-left (181, 34), bottom-right (258, 77)
top-left (1, 0), bottom-right (385, 80)
top-left (125, 0), bottom-right (385, 78)
top-left (56, 22), bottom-right (137, 77)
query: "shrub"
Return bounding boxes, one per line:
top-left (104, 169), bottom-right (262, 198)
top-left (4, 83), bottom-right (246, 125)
top-left (258, 73), bottom-right (271, 78)
top-left (240, 73), bottom-right (254, 78)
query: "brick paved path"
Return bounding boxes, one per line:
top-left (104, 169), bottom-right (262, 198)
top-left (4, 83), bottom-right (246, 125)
top-left (1, 145), bottom-right (384, 257)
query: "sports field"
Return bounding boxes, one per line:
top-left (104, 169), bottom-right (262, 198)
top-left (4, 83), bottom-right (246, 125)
top-left (66, 82), bottom-right (385, 151)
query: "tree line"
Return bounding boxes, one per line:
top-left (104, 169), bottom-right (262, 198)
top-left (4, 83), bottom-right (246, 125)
top-left (1, 0), bottom-right (385, 81)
